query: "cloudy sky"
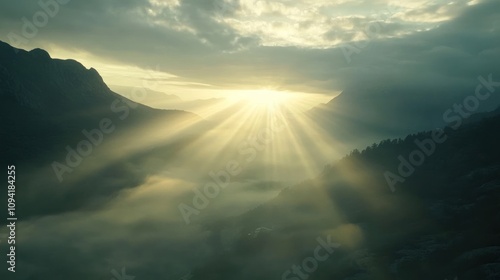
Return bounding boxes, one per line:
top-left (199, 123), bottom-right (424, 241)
top-left (1, 1), bottom-right (500, 279)
top-left (0, 0), bottom-right (498, 102)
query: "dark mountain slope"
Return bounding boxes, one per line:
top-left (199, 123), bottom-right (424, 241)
top-left (0, 40), bottom-right (197, 162)
top-left (193, 107), bottom-right (500, 280)
top-left (308, 83), bottom-right (500, 154)
top-left (0, 41), bottom-right (202, 220)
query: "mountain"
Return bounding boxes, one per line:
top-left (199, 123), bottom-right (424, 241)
top-left (0, 45), bottom-right (109, 115)
top-left (110, 84), bottom-right (182, 104)
top-left (0, 41), bottom-right (201, 220)
top-left (191, 107), bottom-right (500, 280)
top-left (110, 84), bottom-right (228, 117)
top-left (2, 39), bottom-right (499, 279)
top-left (0, 40), bottom-right (200, 158)
top-left (308, 83), bottom-right (500, 153)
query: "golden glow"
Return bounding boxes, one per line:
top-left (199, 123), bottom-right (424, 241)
top-left (231, 89), bottom-right (299, 108)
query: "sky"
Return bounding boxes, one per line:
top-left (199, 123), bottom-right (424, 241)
top-left (0, 0), bottom-right (498, 103)
top-left (1, 1), bottom-right (500, 279)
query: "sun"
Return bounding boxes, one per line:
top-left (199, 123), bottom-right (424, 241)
top-left (232, 89), bottom-right (297, 108)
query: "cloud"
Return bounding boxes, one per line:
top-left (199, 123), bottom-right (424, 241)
top-left (2, 176), bottom-right (211, 280)
top-left (0, 0), bottom-right (499, 121)
top-left (0, 1), bottom-right (499, 279)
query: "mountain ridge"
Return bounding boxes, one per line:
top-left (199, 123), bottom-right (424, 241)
top-left (0, 41), bottom-right (203, 220)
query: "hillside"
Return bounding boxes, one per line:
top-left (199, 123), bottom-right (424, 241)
top-left (191, 107), bottom-right (500, 280)
top-left (0, 41), bottom-right (202, 220)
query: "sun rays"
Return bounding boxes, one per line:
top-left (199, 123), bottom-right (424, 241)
top-left (48, 86), bottom-right (346, 220)
top-left (130, 89), bottom-right (343, 199)
top-left (229, 89), bottom-right (298, 108)
top-left (111, 88), bottom-right (341, 184)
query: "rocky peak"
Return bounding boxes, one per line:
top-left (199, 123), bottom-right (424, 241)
top-left (0, 40), bottom-right (115, 115)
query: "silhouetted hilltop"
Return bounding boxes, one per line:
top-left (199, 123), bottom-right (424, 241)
top-left (0, 41), bottom-right (113, 115)
top-left (0, 41), bottom-right (201, 220)
top-left (308, 82), bottom-right (500, 153)
top-left (0, 40), bottom-right (197, 162)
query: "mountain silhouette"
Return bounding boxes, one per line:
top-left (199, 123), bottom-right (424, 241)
top-left (308, 82), bottom-right (500, 154)
top-left (1, 40), bottom-right (499, 280)
top-left (0, 41), bottom-right (201, 220)
top-left (0, 40), bottom-right (199, 162)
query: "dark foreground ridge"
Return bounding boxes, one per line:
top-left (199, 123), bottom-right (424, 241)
top-left (196, 107), bottom-right (500, 280)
